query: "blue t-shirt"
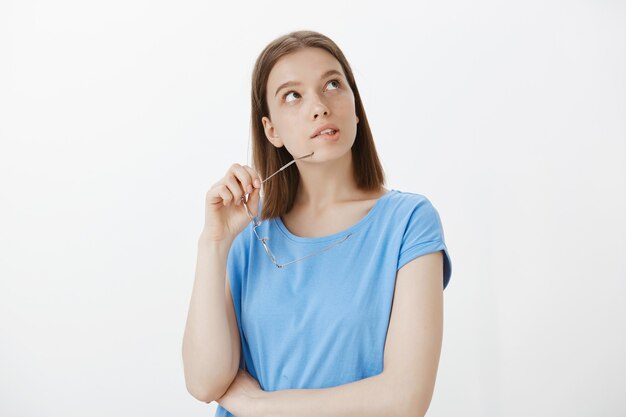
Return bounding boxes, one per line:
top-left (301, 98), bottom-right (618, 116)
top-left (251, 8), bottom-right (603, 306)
top-left (215, 189), bottom-right (452, 416)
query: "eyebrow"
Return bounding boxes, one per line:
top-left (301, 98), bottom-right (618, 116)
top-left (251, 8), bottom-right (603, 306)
top-left (274, 69), bottom-right (344, 98)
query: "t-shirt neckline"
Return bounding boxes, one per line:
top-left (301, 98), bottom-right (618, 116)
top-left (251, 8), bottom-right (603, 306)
top-left (272, 189), bottom-right (398, 244)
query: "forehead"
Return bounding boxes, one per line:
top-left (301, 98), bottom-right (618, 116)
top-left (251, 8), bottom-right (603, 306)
top-left (267, 47), bottom-right (344, 89)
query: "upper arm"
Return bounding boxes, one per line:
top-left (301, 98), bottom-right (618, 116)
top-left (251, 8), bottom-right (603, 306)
top-left (225, 270), bottom-right (241, 383)
top-left (382, 251), bottom-right (444, 416)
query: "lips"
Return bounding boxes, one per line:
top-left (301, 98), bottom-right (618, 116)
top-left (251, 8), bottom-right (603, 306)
top-left (310, 123), bottom-right (340, 138)
top-left (313, 130), bottom-right (340, 141)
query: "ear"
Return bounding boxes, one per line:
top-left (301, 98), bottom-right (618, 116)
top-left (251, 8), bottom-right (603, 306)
top-left (261, 116), bottom-right (284, 148)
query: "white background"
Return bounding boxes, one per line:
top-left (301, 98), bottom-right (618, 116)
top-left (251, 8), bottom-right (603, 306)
top-left (1, 0), bottom-right (625, 416)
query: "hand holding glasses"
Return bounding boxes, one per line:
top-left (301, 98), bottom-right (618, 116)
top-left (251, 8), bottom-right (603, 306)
top-left (202, 160), bottom-right (266, 244)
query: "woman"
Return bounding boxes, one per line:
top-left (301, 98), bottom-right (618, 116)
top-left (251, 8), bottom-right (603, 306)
top-left (182, 30), bottom-right (453, 417)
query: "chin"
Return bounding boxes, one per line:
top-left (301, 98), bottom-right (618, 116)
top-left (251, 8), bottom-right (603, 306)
top-left (308, 145), bottom-right (353, 162)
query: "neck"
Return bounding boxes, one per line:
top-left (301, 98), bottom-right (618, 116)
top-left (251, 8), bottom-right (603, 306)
top-left (292, 150), bottom-right (360, 211)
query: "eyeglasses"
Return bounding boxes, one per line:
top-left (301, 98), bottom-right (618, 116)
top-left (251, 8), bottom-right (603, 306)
top-left (240, 152), bottom-right (352, 268)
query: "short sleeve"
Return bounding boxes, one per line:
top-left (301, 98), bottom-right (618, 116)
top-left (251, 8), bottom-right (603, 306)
top-left (397, 197), bottom-right (452, 290)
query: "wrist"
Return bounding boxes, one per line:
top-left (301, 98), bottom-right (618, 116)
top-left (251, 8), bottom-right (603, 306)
top-left (249, 390), bottom-right (271, 417)
top-left (197, 234), bottom-right (232, 250)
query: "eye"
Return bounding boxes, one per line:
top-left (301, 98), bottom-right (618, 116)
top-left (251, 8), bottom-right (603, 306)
top-left (327, 79), bottom-right (341, 90)
top-left (282, 79), bottom-right (342, 103)
top-left (283, 90), bottom-right (300, 103)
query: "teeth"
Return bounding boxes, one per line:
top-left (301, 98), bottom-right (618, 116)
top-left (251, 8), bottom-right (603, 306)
top-left (319, 129), bottom-right (336, 135)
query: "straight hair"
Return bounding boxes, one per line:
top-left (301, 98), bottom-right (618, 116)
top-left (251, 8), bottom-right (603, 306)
top-left (250, 30), bottom-right (386, 220)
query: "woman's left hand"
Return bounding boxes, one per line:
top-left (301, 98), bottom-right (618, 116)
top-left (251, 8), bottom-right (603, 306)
top-left (216, 368), bottom-right (265, 417)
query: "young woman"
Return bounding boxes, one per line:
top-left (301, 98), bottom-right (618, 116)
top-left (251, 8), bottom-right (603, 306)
top-left (182, 30), bottom-right (453, 417)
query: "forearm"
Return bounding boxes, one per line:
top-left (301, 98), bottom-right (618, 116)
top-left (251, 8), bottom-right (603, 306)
top-left (182, 237), bottom-right (235, 400)
top-left (256, 371), bottom-right (408, 417)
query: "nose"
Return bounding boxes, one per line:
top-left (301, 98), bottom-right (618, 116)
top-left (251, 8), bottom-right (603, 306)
top-left (311, 95), bottom-right (330, 120)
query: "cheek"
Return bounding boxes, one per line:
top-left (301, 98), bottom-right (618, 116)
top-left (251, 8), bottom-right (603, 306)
top-left (272, 114), bottom-right (295, 133)
top-left (335, 92), bottom-right (356, 111)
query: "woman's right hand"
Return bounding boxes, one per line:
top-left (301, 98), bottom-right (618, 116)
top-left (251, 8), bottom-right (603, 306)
top-left (201, 163), bottom-right (262, 244)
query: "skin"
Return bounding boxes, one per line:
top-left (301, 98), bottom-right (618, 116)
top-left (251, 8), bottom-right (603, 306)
top-left (260, 47), bottom-right (387, 214)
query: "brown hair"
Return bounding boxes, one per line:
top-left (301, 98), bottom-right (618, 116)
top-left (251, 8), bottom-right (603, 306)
top-left (250, 30), bottom-right (386, 220)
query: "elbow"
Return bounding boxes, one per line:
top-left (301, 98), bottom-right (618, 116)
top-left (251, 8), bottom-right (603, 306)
top-left (396, 402), bottom-right (429, 417)
top-left (183, 368), bottom-right (235, 404)
top-left (393, 388), bottom-right (432, 417)
top-left (382, 368), bottom-right (436, 417)
top-left (182, 362), bottom-right (217, 403)
top-left (185, 381), bottom-right (218, 403)
top-left (182, 353), bottom-right (236, 403)
top-left (186, 380), bottom-right (231, 404)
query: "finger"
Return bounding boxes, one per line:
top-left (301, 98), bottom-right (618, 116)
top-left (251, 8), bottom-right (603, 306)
top-left (222, 174), bottom-right (245, 205)
top-left (230, 164), bottom-right (256, 196)
top-left (244, 183), bottom-right (261, 217)
top-left (241, 165), bottom-right (262, 189)
top-left (209, 183), bottom-right (234, 206)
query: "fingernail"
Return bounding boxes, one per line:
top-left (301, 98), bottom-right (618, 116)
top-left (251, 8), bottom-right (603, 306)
top-left (254, 179), bottom-right (261, 188)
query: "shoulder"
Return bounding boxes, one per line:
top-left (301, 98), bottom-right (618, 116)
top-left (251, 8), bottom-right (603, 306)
top-left (380, 190), bottom-right (446, 243)
top-left (383, 189), bottom-right (438, 215)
